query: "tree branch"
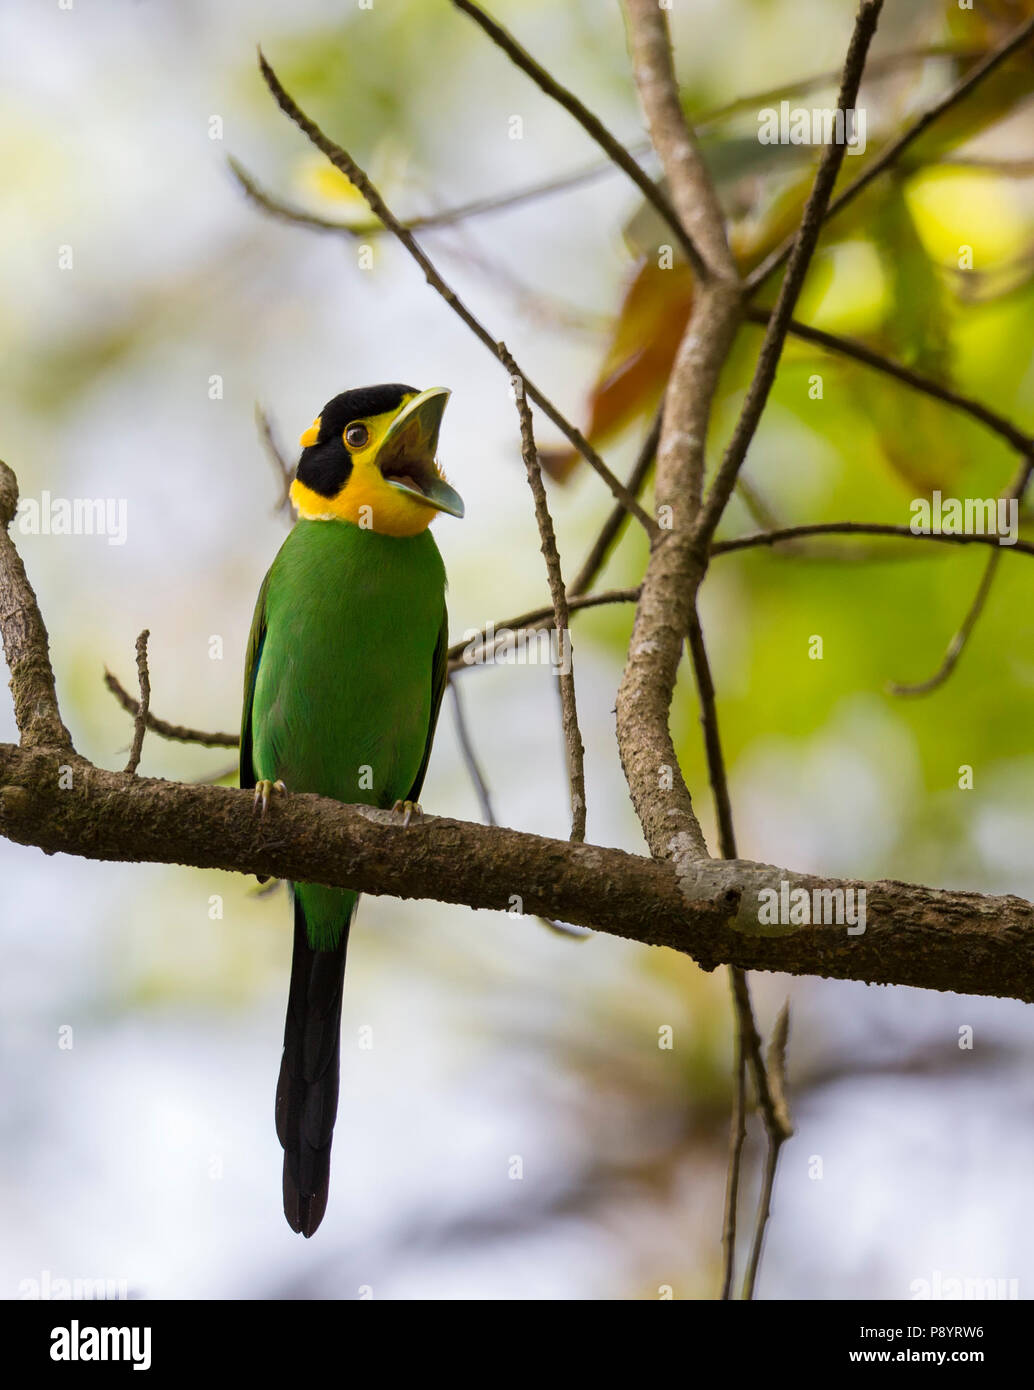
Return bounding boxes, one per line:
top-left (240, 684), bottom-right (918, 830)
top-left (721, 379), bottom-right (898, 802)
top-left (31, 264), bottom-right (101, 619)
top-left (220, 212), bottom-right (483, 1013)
top-left (0, 462), bottom-right (73, 751)
top-left (505, 360), bottom-right (587, 841)
top-left (715, 522), bottom-right (1034, 560)
top-left (749, 309), bottom-right (1034, 459)
top-left (614, 0), bottom-right (742, 865)
top-left (255, 403), bottom-right (294, 517)
top-left (103, 669), bottom-right (239, 747)
top-left (1, 741), bottom-right (1033, 1001)
top-left (741, 999), bottom-right (792, 1300)
top-left (449, 676), bottom-right (497, 826)
top-left (124, 629), bottom-right (151, 776)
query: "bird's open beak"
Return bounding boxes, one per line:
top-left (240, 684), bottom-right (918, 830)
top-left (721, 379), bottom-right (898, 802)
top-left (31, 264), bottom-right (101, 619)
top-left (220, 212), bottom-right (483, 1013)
top-left (376, 387), bottom-right (465, 518)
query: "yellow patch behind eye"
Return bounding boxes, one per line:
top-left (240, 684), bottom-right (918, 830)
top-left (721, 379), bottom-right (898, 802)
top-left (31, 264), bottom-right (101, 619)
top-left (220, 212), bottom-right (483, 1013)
top-left (299, 418), bottom-right (321, 449)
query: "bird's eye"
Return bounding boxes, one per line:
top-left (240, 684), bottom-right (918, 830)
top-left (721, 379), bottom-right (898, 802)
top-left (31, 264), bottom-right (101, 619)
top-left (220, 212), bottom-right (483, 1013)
top-left (345, 423), bottom-right (369, 449)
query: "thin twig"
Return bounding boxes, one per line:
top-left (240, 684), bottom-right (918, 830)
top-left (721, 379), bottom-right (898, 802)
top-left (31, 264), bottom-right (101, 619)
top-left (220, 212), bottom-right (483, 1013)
top-left (750, 309), bottom-right (1034, 458)
top-left (447, 587), bottom-right (641, 672)
top-left (714, 522), bottom-right (1034, 559)
top-left (697, 0), bottom-right (886, 546)
top-left (504, 358), bottom-right (587, 842)
top-left (451, 600), bottom-right (591, 936)
top-left (734, 475), bottom-right (783, 534)
top-left (887, 454), bottom-right (1034, 696)
top-left (889, 549), bottom-right (1002, 697)
top-left (255, 403), bottom-right (294, 516)
top-left (123, 630), bottom-right (151, 775)
top-left (568, 406), bottom-right (661, 597)
top-left (746, 12), bottom-right (1034, 294)
top-left (686, 611), bottom-right (737, 856)
top-left (687, 607), bottom-right (792, 1300)
top-left (698, 45), bottom-right (980, 129)
top-left (451, 0), bottom-right (708, 280)
top-left (730, 968), bottom-right (793, 1298)
top-left (255, 50), bottom-right (653, 533)
top-left (230, 152), bottom-right (618, 238)
top-left (886, 453), bottom-right (1034, 696)
top-left (686, 605), bottom-right (750, 1301)
top-left (104, 669), bottom-right (239, 747)
top-left (449, 676), bottom-right (497, 826)
top-left (720, 1037), bottom-right (747, 1301)
top-left (742, 1001), bottom-right (792, 1301)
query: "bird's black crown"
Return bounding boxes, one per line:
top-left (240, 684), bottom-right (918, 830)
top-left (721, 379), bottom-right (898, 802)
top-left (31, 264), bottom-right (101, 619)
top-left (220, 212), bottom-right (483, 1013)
top-left (298, 383), bottom-right (416, 498)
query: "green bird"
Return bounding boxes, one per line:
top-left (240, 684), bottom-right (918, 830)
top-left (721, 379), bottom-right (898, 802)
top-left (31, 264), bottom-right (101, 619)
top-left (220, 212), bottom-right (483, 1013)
top-left (240, 383), bottom-right (464, 1237)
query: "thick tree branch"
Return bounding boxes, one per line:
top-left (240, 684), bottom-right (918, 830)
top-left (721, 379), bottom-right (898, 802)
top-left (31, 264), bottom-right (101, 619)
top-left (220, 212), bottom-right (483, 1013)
top-left (0, 462), bottom-right (73, 751)
top-left (624, 0), bottom-right (737, 282)
top-left (1, 742), bottom-right (1033, 1002)
top-left (615, 0), bottom-right (742, 865)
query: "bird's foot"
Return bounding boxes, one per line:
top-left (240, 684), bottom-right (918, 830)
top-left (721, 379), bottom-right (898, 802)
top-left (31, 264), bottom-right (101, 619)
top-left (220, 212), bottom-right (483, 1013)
top-left (253, 779), bottom-right (287, 818)
top-left (390, 798), bottom-right (422, 829)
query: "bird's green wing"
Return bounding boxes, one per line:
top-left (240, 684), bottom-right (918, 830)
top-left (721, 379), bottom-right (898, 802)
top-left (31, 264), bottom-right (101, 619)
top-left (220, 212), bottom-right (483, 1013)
top-left (239, 565), bottom-right (272, 791)
top-left (405, 606), bottom-right (449, 805)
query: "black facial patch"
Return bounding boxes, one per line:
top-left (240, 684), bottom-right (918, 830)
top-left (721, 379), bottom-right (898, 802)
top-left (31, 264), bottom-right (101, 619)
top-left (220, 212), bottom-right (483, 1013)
top-left (296, 383), bottom-right (416, 499)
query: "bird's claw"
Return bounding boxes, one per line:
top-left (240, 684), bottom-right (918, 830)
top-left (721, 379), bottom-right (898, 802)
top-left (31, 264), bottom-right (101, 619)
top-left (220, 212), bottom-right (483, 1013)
top-left (391, 798), bottom-right (422, 829)
top-left (253, 779), bottom-right (287, 818)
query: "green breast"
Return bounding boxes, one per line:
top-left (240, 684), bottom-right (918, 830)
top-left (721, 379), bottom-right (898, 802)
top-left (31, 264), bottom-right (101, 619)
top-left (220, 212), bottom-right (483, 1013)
top-left (250, 519), bottom-right (447, 809)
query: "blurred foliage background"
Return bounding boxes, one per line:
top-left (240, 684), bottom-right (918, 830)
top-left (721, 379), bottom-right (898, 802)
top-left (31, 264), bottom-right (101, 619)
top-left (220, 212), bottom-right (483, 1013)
top-left (2, 0), bottom-right (1034, 1299)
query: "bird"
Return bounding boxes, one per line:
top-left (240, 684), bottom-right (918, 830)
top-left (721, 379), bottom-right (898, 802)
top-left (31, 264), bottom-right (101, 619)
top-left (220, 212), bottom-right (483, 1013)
top-left (240, 383), bottom-right (464, 1236)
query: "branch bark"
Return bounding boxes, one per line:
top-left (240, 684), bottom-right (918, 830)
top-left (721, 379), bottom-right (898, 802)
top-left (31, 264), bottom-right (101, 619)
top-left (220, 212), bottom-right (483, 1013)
top-left (615, 0), bottom-right (742, 865)
top-left (0, 462), bottom-right (73, 751)
top-left (1, 742), bottom-right (1033, 1001)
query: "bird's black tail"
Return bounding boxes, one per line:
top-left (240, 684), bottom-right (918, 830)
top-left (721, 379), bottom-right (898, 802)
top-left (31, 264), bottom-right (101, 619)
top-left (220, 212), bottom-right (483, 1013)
top-left (275, 893), bottom-right (352, 1237)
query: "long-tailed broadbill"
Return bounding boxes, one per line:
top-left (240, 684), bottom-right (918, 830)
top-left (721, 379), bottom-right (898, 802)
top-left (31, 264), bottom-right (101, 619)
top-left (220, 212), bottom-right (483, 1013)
top-left (240, 383), bottom-right (463, 1236)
